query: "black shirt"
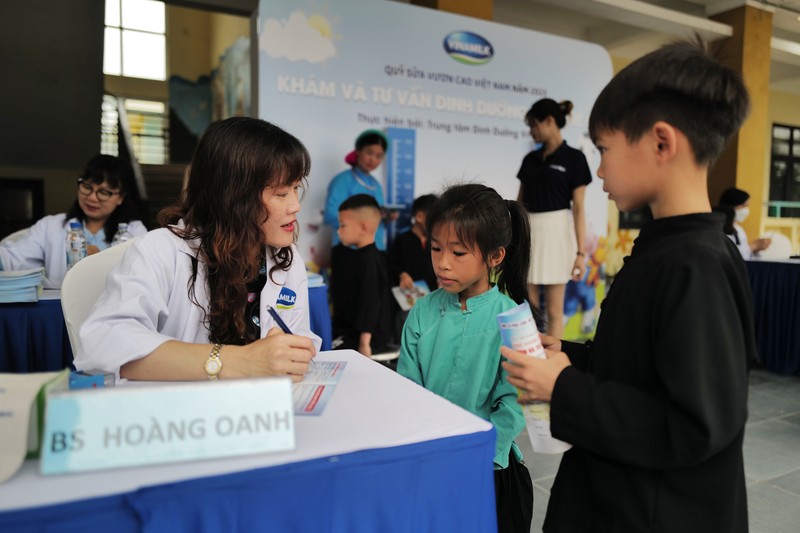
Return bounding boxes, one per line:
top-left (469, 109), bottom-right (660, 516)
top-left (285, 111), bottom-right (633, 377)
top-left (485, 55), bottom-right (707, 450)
top-left (330, 243), bottom-right (393, 351)
top-left (545, 213), bottom-right (754, 533)
top-left (387, 229), bottom-right (437, 292)
top-left (517, 141), bottom-right (592, 213)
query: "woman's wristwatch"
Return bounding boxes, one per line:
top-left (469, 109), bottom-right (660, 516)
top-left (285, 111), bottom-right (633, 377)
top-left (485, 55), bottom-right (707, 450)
top-left (204, 343), bottom-right (223, 380)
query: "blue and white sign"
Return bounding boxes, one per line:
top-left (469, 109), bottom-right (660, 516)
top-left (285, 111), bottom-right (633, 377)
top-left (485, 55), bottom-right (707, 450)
top-left (258, 0), bottom-right (612, 274)
top-left (443, 32), bottom-right (495, 65)
top-left (40, 378), bottom-right (294, 475)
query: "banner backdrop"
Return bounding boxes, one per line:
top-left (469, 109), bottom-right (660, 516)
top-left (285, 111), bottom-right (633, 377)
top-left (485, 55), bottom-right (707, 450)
top-left (258, 0), bottom-right (612, 339)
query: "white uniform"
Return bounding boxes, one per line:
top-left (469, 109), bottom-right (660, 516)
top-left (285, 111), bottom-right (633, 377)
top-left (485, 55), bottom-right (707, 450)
top-left (727, 223), bottom-right (752, 259)
top-left (0, 214), bottom-right (147, 289)
top-left (76, 227), bottom-right (321, 377)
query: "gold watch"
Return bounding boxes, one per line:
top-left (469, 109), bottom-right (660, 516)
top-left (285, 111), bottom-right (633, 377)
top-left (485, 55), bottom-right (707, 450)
top-left (204, 343), bottom-right (222, 380)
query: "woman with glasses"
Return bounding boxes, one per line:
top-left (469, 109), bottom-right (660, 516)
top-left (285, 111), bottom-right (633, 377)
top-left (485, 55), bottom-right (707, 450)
top-left (76, 117), bottom-right (319, 382)
top-left (0, 154), bottom-right (146, 288)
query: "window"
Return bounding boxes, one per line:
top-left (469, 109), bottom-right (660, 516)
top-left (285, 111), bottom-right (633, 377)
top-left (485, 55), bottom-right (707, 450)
top-left (101, 95), bottom-right (169, 164)
top-left (102, 0), bottom-right (169, 162)
top-left (104, 0), bottom-right (166, 81)
top-left (769, 124), bottom-right (800, 218)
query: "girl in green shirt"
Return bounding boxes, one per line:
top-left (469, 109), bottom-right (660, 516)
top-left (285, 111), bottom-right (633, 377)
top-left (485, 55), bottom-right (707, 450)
top-left (398, 183), bottom-right (538, 533)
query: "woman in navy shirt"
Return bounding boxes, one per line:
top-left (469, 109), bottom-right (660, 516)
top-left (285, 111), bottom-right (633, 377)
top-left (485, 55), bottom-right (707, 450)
top-left (517, 98), bottom-right (592, 338)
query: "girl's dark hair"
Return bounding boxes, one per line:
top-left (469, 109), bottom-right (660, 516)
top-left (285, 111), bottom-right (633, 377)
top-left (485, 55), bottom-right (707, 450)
top-left (65, 154), bottom-right (143, 243)
top-left (426, 183), bottom-right (543, 322)
top-left (158, 117), bottom-right (311, 345)
top-left (355, 129), bottom-right (388, 151)
top-left (525, 98), bottom-right (573, 129)
top-left (718, 187), bottom-right (749, 208)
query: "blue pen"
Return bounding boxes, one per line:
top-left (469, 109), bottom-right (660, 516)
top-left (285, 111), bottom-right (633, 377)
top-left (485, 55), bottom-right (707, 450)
top-left (265, 305), bottom-right (293, 334)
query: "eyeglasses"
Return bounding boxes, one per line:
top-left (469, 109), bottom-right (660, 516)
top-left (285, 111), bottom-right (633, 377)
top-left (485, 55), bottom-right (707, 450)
top-left (77, 178), bottom-right (122, 202)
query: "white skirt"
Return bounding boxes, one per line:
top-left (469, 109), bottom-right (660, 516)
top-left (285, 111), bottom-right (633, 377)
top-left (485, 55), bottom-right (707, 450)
top-left (528, 209), bottom-right (577, 285)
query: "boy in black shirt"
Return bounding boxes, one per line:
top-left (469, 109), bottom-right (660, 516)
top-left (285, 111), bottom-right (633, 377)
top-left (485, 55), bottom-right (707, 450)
top-left (388, 194), bottom-right (438, 292)
top-left (330, 194), bottom-right (393, 357)
top-left (502, 40), bottom-right (755, 532)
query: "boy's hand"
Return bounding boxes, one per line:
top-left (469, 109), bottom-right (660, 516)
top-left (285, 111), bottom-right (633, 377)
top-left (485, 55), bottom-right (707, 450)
top-left (358, 332), bottom-right (372, 357)
top-left (501, 346), bottom-right (571, 403)
top-left (399, 272), bottom-right (414, 289)
top-left (540, 335), bottom-right (561, 353)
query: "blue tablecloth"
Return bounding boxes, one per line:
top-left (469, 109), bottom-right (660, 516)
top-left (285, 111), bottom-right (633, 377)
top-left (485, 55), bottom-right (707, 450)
top-left (0, 431), bottom-right (496, 532)
top-left (745, 260), bottom-right (800, 375)
top-left (308, 285), bottom-right (332, 351)
top-left (0, 298), bottom-right (73, 373)
top-left (0, 288), bottom-right (332, 373)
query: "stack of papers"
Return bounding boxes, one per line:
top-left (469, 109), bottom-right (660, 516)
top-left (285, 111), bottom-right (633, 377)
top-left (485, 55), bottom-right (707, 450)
top-left (0, 268), bottom-right (45, 303)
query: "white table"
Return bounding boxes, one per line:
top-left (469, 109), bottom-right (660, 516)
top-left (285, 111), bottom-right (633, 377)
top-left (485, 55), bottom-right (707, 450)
top-left (0, 350), bottom-right (497, 532)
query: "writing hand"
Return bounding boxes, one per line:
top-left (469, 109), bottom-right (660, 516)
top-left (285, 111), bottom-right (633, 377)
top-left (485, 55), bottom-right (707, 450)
top-left (227, 327), bottom-right (315, 382)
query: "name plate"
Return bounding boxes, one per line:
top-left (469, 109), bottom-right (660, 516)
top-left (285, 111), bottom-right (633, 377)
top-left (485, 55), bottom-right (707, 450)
top-left (40, 378), bottom-right (294, 475)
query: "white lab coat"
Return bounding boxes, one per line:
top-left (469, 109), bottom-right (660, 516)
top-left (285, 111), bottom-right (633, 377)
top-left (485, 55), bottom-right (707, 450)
top-left (76, 227), bottom-right (321, 377)
top-left (0, 214), bottom-right (147, 288)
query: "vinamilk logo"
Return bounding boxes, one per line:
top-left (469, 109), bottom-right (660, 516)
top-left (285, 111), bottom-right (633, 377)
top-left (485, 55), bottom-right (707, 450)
top-left (443, 31), bottom-right (494, 65)
top-left (276, 287), bottom-right (297, 309)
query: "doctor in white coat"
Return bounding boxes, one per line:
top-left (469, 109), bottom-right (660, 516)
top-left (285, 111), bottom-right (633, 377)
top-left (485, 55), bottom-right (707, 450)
top-left (0, 155), bottom-right (147, 288)
top-left (77, 117), bottom-right (320, 382)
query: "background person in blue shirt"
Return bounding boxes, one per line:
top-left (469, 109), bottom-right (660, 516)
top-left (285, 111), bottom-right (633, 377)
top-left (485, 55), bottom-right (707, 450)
top-left (398, 183), bottom-right (537, 533)
top-left (323, 129), bottom-right (397, 250)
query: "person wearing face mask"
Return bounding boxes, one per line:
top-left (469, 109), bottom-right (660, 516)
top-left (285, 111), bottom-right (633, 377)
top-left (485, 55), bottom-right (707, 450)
top-left (323, 129), bottom-right (396, 251)
top-left (717, 187), bottom-right (771, 258)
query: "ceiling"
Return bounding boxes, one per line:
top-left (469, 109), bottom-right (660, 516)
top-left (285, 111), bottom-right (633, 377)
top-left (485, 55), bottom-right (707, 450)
top-left (490, 0), bottom-right (800, 94)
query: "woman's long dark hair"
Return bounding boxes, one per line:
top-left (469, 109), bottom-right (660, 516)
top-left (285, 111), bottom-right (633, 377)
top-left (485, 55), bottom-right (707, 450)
top-left (65, 154), bottom-right (143, 243)
top-left (158, 117), bottom-right (311, 345)
top-left (713, 205), bottom-right (737, 239)
top-left (425, 183), bottom-right (543, 323)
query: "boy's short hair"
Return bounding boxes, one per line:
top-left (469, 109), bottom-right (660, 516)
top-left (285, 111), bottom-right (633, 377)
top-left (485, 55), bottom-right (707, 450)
top-left (589, 38), bottom-right (750, 165)
top-left (412, 194), bottom-right (438, 216)
top-left (339, 193), bottom-right (380, 213)
top-left (338, 194), bottom-right (381, 232)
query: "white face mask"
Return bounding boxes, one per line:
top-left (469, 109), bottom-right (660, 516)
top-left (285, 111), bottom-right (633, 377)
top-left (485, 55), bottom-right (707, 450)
top-left (735, 207), bottom-right (749, 223)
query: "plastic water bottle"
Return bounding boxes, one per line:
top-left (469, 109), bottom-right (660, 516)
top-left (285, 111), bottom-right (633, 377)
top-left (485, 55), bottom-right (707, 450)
top-left (111, 222), bottom-right (133, 246)
top-left (65, 221), bottom-right (87, 270)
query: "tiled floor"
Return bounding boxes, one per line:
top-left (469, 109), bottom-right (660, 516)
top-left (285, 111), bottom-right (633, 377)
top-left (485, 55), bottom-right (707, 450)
top-left (518, 368), bottom-right (800, 532)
